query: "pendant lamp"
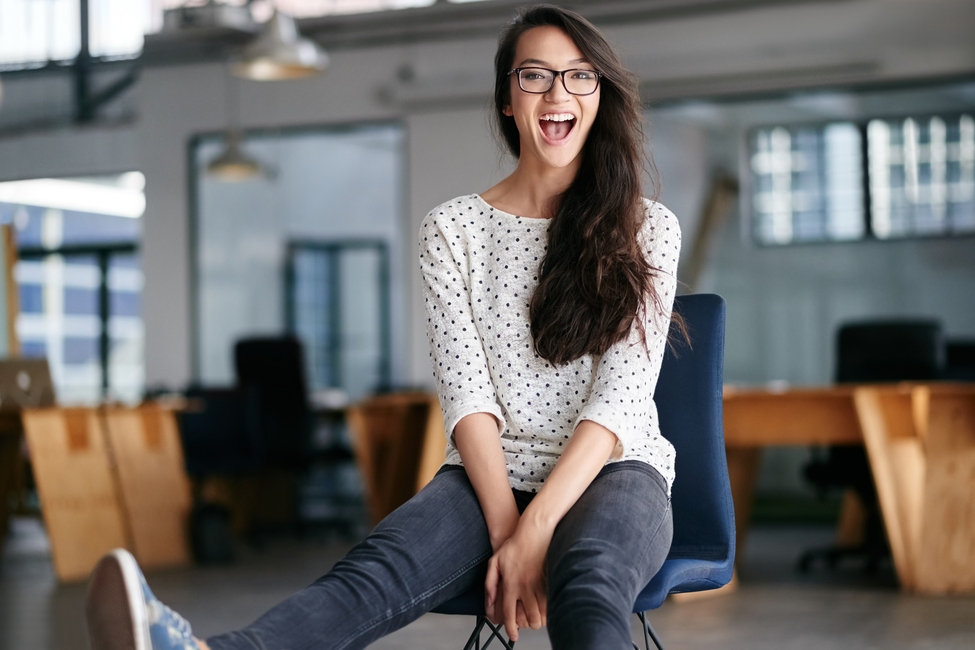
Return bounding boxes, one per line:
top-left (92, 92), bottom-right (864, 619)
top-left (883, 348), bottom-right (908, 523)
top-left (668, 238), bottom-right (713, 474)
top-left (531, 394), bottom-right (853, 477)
top-left (233, 10), bottom-right (328, 81)
top-left (207, 130), bottom-right (262, 182)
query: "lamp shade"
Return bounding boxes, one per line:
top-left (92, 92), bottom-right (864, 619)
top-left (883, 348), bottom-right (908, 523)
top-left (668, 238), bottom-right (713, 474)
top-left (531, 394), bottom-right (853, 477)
top-left (232, 11), bottom-right (328, 81)
top-left (207, 131), bottom-right (262, 182)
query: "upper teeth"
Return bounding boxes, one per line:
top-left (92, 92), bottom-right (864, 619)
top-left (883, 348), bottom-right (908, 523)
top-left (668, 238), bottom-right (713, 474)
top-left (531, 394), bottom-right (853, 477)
top-left (541, 114), bottom-right (574, 122)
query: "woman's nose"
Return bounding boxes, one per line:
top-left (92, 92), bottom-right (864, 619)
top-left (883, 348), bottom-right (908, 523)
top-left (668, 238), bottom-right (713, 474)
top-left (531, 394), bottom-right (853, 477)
top-left (545, 74), bottom-right (572, 100)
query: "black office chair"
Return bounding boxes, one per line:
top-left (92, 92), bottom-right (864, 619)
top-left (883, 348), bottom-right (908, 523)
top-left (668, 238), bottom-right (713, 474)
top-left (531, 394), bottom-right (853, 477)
top-left (800, 319), bottom-right (944, 573)
top-left (234, 335), bottom-right (315, 470)
top-left (177, 386), bottom-right (266, 561)
top-left (944, 339), bottom-right (975, 381)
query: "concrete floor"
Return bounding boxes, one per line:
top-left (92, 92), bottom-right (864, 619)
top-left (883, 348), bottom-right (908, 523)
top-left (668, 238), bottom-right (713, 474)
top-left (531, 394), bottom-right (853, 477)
top-left (1, 519), bottom-right (973, 650)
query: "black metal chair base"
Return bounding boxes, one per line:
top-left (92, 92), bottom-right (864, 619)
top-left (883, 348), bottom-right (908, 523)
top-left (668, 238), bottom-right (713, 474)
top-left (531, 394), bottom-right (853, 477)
top-left (636, 611), bottom-right (665, 650)
top-left (463, 616), bottom-right (516, 650)
top-left (461, 611), bottom-right (665, 650)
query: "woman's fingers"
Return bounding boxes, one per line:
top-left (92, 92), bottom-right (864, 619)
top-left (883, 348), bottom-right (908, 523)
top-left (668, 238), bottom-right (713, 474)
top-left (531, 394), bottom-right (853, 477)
top-left (484, 557), bottom-right (499, 609)
top-left (492, 580), bottom-right (506, 626)
top-left (516, 601), bottom-right (528, 629)
top-left (485, 577), bottom-right (500, 625)
top-left (521, 590), bottom-right (543, 629)
top-left (503, 585), bottom-right (520, 641)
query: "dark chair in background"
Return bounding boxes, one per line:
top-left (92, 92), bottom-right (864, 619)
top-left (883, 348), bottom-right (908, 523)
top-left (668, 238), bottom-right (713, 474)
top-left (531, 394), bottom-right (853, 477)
top-left (234, 335), bottom-right (315, 470)
top-left (180, 334), bottom-right (317, 479)
top-left (944, 339), bottom-right (975, 381)
top-left (433, 294), bottom-right (735, 650)
top-left (800, 319), bottom-right (944, 573)
top-left (834, 321), bottom-right (944, 383)
top-left (177, 386), bottom-right (265, 561)
top-left (178, 336), bottom-right (325, 550)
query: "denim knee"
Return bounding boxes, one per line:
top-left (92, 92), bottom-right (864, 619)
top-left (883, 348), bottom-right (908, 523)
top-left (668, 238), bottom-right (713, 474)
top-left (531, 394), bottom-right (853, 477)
top-left (547, 537), bottom-right (645, 610)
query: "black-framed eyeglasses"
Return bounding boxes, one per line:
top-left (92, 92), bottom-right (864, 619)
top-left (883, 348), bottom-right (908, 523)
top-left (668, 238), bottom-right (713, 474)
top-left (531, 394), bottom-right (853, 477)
top-left (508, 67), bottom-right (602, 96)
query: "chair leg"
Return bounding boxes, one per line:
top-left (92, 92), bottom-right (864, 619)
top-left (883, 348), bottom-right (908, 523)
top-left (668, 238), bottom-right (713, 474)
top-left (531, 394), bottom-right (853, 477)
top-left (465, 616), bottom-right (515, 650)
top-left (462, 617), bottom-right (486, 650)
top-left (637, 612), bottom-right (665, 650)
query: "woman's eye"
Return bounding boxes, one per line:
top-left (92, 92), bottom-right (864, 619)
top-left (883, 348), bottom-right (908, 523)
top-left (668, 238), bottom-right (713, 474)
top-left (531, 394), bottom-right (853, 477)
top-left (524, 72), bottom-right (545, 80)
top-left (571, 71), bottom-right (594, 80)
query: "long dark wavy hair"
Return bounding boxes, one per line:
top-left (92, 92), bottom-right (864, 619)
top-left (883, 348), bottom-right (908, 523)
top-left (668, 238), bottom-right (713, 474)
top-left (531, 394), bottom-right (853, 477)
top-left (494, 5), bottom-right (676, 365)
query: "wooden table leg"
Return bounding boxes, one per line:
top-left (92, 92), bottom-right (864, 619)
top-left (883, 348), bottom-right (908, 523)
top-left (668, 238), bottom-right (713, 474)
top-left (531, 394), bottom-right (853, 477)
top-left (918, 390), bottom-right (975, 594)
top-left (855, 385), bottom-right (975, 594)
top-left (725, 447), bottom-right (762, 563)
top-left (854, 387), bottom-right (920, 590)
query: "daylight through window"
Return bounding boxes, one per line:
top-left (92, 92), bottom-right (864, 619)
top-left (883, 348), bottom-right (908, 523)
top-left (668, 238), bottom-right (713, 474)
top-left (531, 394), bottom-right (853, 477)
top-left (867, 114), bottom-right (975, 239)
top-left (750, 123), bottom-right (864, 245)
top-left (749, 113), bottom-right (975, 245)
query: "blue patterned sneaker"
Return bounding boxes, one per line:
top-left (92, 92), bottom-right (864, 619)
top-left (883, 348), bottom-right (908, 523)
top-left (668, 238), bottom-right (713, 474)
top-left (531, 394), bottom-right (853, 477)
top-left (86, 548), bottom-right (200, 650)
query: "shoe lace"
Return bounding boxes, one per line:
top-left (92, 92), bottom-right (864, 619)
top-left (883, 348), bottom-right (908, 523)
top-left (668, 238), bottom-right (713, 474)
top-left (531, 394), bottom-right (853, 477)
top-left (160, 601), bottom-right (195, 642)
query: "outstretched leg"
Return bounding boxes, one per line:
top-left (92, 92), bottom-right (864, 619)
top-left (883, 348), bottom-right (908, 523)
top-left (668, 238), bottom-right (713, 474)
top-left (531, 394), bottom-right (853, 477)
top-left (545, 462), bottom-right (672, 650)
top-left (88, 466), bottom-right (493, 650)
top-left (207, 466), bottom-right (493, 650)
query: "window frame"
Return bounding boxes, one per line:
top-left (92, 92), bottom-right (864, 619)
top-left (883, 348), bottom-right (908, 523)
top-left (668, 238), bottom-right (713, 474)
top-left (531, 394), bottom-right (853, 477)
top-left (187, 118), bottom-right (407, 385)
top-left (744, 110), bottom-right (975, 247)
top-left (284, 238), bottom-right (392, 394)
top-left (17, 241), bottom-right (139, 399)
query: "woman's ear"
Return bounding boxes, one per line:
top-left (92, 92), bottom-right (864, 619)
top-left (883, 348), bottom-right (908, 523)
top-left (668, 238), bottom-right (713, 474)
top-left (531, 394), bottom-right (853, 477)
top-left (503, 105), bottom-right (513, 117)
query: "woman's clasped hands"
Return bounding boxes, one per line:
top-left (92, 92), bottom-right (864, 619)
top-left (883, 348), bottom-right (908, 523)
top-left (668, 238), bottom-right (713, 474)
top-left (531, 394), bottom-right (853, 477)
top-left (484, 517), bottom-right (553, 642)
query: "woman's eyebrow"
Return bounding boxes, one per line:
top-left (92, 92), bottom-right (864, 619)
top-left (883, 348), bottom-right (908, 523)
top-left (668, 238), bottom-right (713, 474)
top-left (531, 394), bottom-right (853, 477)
top-left (516, 57), bottom-right (591, 67)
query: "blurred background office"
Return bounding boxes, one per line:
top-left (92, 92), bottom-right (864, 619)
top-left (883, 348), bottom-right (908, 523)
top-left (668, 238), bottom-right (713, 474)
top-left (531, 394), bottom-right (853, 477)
top-left (0, 1), bottom-right (973, 649)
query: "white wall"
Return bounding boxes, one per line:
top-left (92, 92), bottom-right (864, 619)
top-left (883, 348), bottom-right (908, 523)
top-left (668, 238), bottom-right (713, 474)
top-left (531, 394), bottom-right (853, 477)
top-left (0, 0), bottom-right (973, 393)
top-left (406, 108), bottom-right (514, 387)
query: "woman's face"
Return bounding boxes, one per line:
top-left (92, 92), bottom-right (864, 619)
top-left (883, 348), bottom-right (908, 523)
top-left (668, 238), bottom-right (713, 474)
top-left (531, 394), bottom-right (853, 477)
top-left (504, 26), bottom-right (600, 172)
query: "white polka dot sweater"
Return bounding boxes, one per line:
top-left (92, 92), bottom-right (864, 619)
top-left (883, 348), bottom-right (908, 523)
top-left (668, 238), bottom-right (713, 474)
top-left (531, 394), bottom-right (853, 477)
top-left (419, 194), bottom-right (681, 494)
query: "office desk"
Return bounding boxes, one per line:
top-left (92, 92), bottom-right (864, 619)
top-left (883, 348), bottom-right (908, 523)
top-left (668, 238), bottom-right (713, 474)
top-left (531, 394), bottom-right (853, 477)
top-left (723, 383), bottom-right (975, 594)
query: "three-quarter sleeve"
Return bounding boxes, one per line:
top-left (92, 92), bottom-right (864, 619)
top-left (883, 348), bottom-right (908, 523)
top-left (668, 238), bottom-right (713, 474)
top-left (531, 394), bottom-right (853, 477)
top-left (419, 211), bottom-right (506, 443)
top-left (574, 202), bottom-right (682, 454)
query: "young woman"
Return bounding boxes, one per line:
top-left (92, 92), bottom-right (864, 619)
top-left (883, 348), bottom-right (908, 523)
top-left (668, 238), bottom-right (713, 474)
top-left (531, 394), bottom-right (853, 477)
top-left (86, 6), bottom-right (681, 650)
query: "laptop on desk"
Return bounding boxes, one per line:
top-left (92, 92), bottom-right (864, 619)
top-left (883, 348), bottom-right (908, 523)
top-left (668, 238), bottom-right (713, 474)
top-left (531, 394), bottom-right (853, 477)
top-left (0, 359), bottom-right (56, 412)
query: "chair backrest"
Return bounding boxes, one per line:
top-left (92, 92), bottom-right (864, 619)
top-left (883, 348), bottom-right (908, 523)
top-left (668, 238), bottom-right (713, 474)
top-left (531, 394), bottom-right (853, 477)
top-left (836, 320), bottom-right (943, 383)
top-left (654, 294), bottom-right (734, 566)
top-left (234, 335), bottom-right (312, 468)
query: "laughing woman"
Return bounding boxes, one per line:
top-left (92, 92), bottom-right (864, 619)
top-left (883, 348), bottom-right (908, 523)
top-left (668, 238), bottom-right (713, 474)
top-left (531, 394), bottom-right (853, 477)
top-left (86, 5), bottom-right (681, 650)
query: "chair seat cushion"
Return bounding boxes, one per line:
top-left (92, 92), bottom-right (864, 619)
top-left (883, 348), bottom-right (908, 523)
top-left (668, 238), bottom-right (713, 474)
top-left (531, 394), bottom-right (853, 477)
top-left (633, 557), bottom-right (734, 612)
top-left (431, 587), bottom-right (485, 616)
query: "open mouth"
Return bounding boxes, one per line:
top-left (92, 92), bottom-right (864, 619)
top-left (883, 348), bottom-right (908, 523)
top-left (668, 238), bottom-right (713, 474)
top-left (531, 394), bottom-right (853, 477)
top-left (539, 113), bottom-right (576, 144)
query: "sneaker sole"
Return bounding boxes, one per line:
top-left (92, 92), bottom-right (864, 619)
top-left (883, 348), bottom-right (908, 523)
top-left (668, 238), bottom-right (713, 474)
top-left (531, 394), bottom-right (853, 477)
top-left (86, 549), bottom-right (151, 650)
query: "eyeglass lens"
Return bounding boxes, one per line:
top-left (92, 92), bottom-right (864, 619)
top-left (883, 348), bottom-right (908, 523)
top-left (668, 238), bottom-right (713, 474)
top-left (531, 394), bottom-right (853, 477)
top-left (518, 68), bottom-right (599, 95)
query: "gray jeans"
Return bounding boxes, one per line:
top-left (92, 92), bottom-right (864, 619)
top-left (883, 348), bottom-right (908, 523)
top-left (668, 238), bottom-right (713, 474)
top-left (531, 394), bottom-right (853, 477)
top-left (207, 460), bottom-right (672, 650)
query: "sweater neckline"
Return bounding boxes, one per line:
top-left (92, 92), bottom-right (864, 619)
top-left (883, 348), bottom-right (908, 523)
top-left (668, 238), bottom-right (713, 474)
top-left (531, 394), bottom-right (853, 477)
top-left (472, 194), bottom-right (552, 223)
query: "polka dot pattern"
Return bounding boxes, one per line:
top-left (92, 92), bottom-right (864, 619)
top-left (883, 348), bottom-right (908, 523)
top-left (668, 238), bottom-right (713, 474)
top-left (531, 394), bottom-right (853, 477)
top-left (418, 194), bottom-right (681, 494)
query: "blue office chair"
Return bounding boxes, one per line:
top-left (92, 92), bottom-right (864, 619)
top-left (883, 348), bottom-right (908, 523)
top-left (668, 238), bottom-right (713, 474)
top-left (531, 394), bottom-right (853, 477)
top-left (431, 293), bottom-right (735, 650)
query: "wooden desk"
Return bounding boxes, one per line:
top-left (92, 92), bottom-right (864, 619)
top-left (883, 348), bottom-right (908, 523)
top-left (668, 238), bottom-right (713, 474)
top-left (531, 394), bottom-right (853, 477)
top-left (345, 392), bottom-right (445, 525)
top-left (723, 383), bottom-right (975, 594)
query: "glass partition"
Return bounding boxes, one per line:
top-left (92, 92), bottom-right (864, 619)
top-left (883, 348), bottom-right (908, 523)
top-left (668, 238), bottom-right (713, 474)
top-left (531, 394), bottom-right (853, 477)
top-left (191, 123), bottom-right (405, 401)
top-left (287, 241), bottom-right (390, 399)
